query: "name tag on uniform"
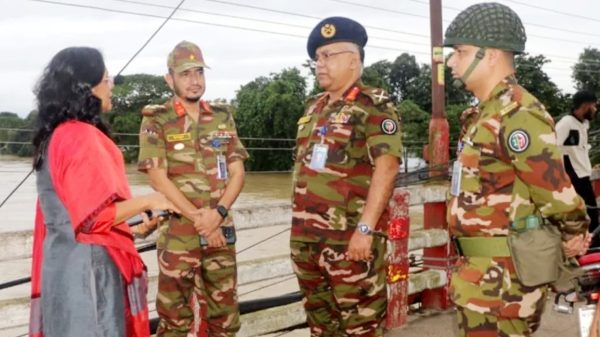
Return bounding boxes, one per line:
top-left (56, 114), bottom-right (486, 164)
top-left (309, 144), bottom-right (328, 171)
top-left (166, 133), bottom-right (192, 142)
top-left (450, 160), bottom-right (462, 196)
top-left (217, 154), bottom-right (228, 180)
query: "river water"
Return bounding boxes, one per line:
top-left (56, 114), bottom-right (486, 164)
top-left (0, 155), bottom-right (292, 232)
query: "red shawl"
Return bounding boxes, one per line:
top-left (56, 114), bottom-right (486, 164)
top-left (29, 121), bottom-right (149, 337)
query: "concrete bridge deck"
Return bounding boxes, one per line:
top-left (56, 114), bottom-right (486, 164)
top-left (268, 297), bottom-right (583, 337)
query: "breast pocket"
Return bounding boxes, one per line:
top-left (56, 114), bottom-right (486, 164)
top-left (165, 135), bottom-right (196, 165)
top-left (325, 122), bottom-right (353, 164)
top-left (295, 121), bottom-right (313, 163)
top-left (459, 143), bottom-right (482, 196)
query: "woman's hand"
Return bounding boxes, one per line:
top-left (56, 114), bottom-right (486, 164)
top-left (145, 192), bottom-right (181, 214)
top-left (131, 211), bottom-right (162, 238)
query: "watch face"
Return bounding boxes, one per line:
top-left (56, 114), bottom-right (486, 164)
top-left (358, 224), bottom-right (369, 234)
top-left (217, 205), bottom-right (228, 218)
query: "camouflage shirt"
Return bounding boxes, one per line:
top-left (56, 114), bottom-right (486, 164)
top-left (291, 83), bottom-right (403, 244)
top-left (137, 98), bottom-right (248, 233)
top-left (448, 75), bottom-right (588, 238)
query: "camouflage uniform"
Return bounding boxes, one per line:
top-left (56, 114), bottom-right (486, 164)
top-left (138, 98), bottom-right (248, 337)
top-left (290, 82), bottom-right (402, 337)
top-left (448, 76), bottom-right (589, 336)
top-left (444, 3), bottom-right (589, 336)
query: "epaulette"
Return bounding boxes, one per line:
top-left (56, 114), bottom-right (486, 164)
top-left (141, 104), bottom-right (167, 117)
top-left (209, 103), bottom-right (230, 114)
top-left (360, 87), bottom-right (391, 106)
top-left (499, 101), bottom-right (520, 117)
top-left (499, 86), bottom-right (553, 128)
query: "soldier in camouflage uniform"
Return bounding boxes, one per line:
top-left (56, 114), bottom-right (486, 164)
top-left (290, 17), bottom-right (402, 337)
top-left (445, 3), bottom-right (590, 336)
top-left (138, 41), bottom-right (248, 337)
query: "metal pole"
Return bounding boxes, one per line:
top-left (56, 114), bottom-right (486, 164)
top-left (428, 0), bottom-right (449, 178)
top-left (422, 0), bottom-right (453, 311)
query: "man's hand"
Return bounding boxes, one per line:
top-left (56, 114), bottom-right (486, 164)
top-left (563, 233), bottom-right (591, 257)
top-left (203, 229), bottom-right (226, 248)
top-left (193, 208), bottom-right (223, 237)
top-left (346, 231), bottom-right (373, 261)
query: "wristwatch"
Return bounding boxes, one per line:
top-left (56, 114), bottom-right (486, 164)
top-left (216, 205), bottom-right (229, 219)
top-left (356, 223), bottom-right (373, 235)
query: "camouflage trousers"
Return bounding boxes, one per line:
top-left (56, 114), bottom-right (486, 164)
top-left (456, 305), bottom-right (544, 337)
top-left (290, 237), bottom-right (387, 337)
top-left (156, 233), bottom-right (240, 337)
top-left (451, 256), bottom-right (547, 337)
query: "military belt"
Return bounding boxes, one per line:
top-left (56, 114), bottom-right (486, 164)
top-left (455, 236), bottom-right (511, 257)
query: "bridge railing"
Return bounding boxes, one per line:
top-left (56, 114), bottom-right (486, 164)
top-left (0, 183), bottom-right (453, 336)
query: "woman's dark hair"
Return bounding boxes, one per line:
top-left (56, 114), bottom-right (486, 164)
top-left (32, 47), bottom-right (111, 170)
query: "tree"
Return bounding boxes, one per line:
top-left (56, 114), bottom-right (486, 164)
top-left (0, 112), bottom-right (34, 156)
top-left (362, 60), bottom-right (392, 93)
top-left (107, 74), bottom-right (172, 162)
top-left (397, 100), bottom-right (429, 154)
top-left (573, 47), bottom-right (600, 95)
top-left (573, 48), bottom-right (600, 163)
top-left (403, 64), bottom-right (432, 112)
top-left (235, 68), bottom-right (307, 171)
top-left (389, 53), bottom-right (421, 102)
top-left (515, 53), bottom-right (568, 117)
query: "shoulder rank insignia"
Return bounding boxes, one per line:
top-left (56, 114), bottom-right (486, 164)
top-left (500, 101), bottom-right (519, 117)
top-left (141, 104), bottom-right (167, 117)
top-left (362, 87), bottom-right (390, 105)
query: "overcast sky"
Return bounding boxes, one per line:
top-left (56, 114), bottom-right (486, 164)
top-left (1, 0), bottom-right (599, 117)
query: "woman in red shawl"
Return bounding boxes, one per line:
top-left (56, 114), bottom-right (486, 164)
top-left (29, 47), bottom-right (179, 337)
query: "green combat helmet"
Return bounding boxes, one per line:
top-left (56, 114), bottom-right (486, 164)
top-left (444, 2), bottom-right (527, 88)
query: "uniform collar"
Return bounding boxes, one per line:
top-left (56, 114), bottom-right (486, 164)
top-left (172, 97), bottom-right (211, 117)
top-left (479, 75), bottom-right (518, 111)
top-left (320, 80), bottom-right (363, 106)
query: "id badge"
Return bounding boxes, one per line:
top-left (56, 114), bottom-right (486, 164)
top-left (309, 144), bottom-right (329, 171)
top-left (217, 154), bottom-right (228, 180)
top-left (450, 160), bottom-right (462, 196)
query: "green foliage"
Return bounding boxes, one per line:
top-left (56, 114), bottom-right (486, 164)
top-left (107, 74), bottom-right (172, 162)
top-left (404, 64), bottom-right (433, 112)
top-left (397, 100), bottom-right (429, 154)
top-left (573, 48), bottom-right (600, 95)
top-left (572, 48), bottom-right (600, 164)
top-left (515, 53), bottom-right (567, 117)
top-left (234, 68), bottom-right (307, 171)
top-left (389, 53), bottom-right (421, 102)
top-left (362, 60), bottom-right (392, 93)
top-left (0, 111), bottom-right (35, 156)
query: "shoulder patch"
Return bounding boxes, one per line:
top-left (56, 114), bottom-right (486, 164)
top-left (141, 104), bottom-right (167, 117)
top-left (507, 129), bottom-right (530, 153)
top-left (361, 87), bottom-right (390, 105)
top-left (381, 118), bottom-right (398, 135)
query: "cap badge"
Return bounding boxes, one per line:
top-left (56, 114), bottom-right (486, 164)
top-left (321, 23), bottom-right (336, 38)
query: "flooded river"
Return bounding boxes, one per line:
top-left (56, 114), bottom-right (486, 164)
top-left (0, 155), bottom-right (292, 232)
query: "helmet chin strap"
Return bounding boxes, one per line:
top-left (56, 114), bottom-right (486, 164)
top-left (453, 47), bottom-right (487, 89)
